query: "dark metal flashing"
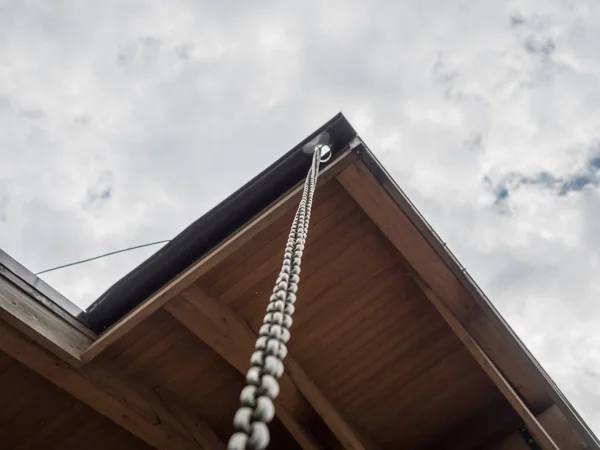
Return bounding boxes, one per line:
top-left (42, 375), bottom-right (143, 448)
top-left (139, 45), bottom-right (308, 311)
top-left (82, 112), bottom-right (356, 333)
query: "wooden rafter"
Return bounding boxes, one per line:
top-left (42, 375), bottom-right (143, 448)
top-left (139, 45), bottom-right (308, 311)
top-left (414, 279), bottom-right (559, 450)
top-left (335, 160), bottom-right (592, 450)
top-left (165, 284), bottom-right (375, 450)
top-left (82, 148), bottom-right (358, 363)
top-left (336, 161), bottom-right (550, 409)
top-left (0, 275), bottom-right (223, 450)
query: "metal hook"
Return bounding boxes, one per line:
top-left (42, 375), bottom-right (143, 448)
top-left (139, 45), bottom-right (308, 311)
top-left (317, 144), bottom-right (332, 163)
top-left (302, 131), bottom-right (331, 161)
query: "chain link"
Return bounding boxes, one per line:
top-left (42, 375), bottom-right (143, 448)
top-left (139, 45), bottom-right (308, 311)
top-left (227, 147), bottom-right (324, 450)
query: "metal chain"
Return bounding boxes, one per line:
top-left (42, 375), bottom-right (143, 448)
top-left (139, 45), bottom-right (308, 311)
top-left (227, 146), bottom-right (324, 450)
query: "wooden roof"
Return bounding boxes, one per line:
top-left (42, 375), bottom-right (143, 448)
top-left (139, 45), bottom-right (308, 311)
top-left (0, 114), bottom-right (598, 449)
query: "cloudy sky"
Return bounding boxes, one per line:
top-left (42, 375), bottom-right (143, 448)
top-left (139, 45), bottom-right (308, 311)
top-left (1, 0), bottom-right (600, 438)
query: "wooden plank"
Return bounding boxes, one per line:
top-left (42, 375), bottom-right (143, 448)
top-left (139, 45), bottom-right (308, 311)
top-left (336, 161), bottom-right (550, 410)
top-left (0, 275), bottom-right (90, 366)
top-left (207, 182), bottom-right (359, 301)
top-left (203, 180), bottom-right (348, 289)
top-left (83, 148), bottom-right (358, 362)
top-left (224, 205), bottom-right (370, 316)
top-left (412, 278), bottom-right (559, 450)
top-left (165, 286), bottom-right (322, 450)
top-left (0, 318), bottom-right (217, 450)
top-left (166, 284), bottom-right (376, 450)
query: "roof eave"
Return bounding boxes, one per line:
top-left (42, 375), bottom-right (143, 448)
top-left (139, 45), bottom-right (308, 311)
top-left (82, 112), bottom-right (357, 332)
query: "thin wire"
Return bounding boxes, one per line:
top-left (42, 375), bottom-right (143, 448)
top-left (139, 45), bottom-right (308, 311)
top-left (35, 240), bottom-right (171, 276)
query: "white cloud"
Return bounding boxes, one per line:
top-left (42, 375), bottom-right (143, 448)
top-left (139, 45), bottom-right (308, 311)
top-left (1, 0), bottom-right (600, 438)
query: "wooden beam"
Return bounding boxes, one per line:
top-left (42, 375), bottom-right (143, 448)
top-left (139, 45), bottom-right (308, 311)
top-left (166, 284), bottom-right (375, 450)
top-left (0, 274), bottom-right (90, 366)
top-left (165, 286), bottom-right (322, 450)
top-left (336, 161), bottom-right (550, 410)
top-left (493, 405), bottom-right (588, 450)
top-left (0, 318), bottom-right (221, 450)
top-left (413, 278), bottom-right (559, 450)
top-left (154, 386), bottom-right (226, 449)
top-left (83, 148), bottom-right (358, 362)
top-left (165, 286), bottom-right (312, 420)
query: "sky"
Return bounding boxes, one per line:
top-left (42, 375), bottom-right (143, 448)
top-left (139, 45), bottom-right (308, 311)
top-left (1, 0), bottom-right (600, 439)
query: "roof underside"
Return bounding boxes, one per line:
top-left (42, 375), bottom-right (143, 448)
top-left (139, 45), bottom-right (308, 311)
top-left (90, 178), bottom-right (520, 448)
top-left (0, 113), bottom-right (598, 449)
